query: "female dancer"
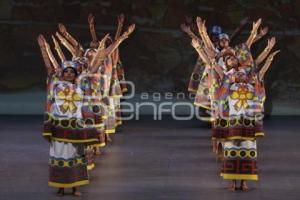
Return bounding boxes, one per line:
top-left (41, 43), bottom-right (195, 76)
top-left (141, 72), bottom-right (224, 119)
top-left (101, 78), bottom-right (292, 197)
top-left (182, 17), bottom-right (268, 124)
top-left (191, 17), bottom-right (279, 191)
top-left (87, 14), bottom-right (135, 136)
top-left (38, 23), bottom-right (135, 196)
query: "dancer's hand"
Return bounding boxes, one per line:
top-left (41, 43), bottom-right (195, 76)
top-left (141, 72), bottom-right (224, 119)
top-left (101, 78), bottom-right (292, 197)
top-left (58, 23), bottom-right (67, 34)
top-left (258, 50), bottom-right (280, 81)
top-left (267, 37), bottom-right (276, 49)
top-left (252, 18), bottom-right (262, 33)
top-left (180, 23), bottom-right (190, 33)
top-left (185, 15), bottom-right (193, 24)
top-left (37, 34), bottom-right (46, 47)
top-left (180, 24), bottom-right (191, 32)
top-left (118, 14), bottom-right (125, 25)
top-left (191, 38), bottom-right (201, 49)
top-left (268, 50), bottom-right (280, 62)
top-left (122, 24), bottom-right (136, 39)
top-left (99, 34), bottom-right (110, 49)
top-left (196, 17), bottom-right (207, 35)
top-left (240, 17), bottom-right (249, 26)
top-left (88, 13), bottom-right (95, 24)
top-left (196, 16), bottom-right (203, 31)
top-left (196, 16), bottom-right (202, 25)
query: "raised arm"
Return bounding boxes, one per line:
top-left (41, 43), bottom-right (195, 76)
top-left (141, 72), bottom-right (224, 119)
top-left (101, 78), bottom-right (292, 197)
top-left (109, 23), bottom-right (135, 55)
top-left (196, 17), bottom-right (214, 51)
top-left (205, 47), bottom-right (224, 79)
top-left (258, 50), bottom-right (280, 81)
top-left (37, 34), bottom-right (52, 74)
top-left (114, 14), bottom-right (125, 40)
top-left (191, 39), bottom-right (210, 64)
top-left (230, 17), bottom-right (249, 41)
top-left (181, 23), bottom-right (202, 41)
top-left (52, 35), bottom-right (66, 63)
top-left (56, 32), bottom-right (77, 58)
top-left (91, 24), bottom-right (136, 72)
top-left (42, 36), bottom-right (60, 72)
top-left (255, 37), bottom-right (276, 65)
top-left (90, 33), bottom-right (110, 71)
top-left (245, 18), bottom-right (262, 48)
top-left (58, 23), bottom-right (83, 56)
top-left (210, 58), bottom-right (224, 80)
top-left (88, 14), bottom-right (99, 48)
top-left (191, 39), bottom-right (223, 79)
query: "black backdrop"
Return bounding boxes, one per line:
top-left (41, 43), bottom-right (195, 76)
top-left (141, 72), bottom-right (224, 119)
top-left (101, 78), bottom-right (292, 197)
top-left (0, 0), bottom-right (299, 114)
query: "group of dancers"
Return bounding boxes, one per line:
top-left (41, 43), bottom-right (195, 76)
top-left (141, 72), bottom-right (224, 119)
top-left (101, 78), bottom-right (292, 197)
top-left (38, 12), bottom-right (279, 195)
top-left (183, 17), bottom-right (279, 191)
top-left (38, 14), bottom-right (135, 196)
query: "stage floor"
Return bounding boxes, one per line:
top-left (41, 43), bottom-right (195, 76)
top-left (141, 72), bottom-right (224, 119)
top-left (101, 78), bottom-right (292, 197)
top-left (0, 116), bottom-right (299, 200)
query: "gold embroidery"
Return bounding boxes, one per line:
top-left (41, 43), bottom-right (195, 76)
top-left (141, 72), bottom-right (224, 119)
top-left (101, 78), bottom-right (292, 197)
top-left (231, 85), bottom-right (253, 111)
top-left (57, 87), bottom-right (82, 113)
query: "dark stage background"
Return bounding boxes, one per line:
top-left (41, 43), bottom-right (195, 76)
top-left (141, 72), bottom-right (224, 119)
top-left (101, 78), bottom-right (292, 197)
top-left (0, 0), bottom-right (300, 114)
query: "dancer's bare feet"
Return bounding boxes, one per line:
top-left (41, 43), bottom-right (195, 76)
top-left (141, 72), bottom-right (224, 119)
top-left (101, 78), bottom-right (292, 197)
top-left (216, 143), bottom-right (224, 161)
top-left (72, 187), bottom-right (82, 196)
top-left (94, 147), bottom-right (101, 156)
top-left (240, 180), bottom-right (249, 191)
top-left (56, 188), bottom-right (64, 196)
top-left (212, 140), bottom-right (217, 153)
top-left (106, 133), bottom-right (112, 142)
top-left (228, 180), bottom-right (236, 191)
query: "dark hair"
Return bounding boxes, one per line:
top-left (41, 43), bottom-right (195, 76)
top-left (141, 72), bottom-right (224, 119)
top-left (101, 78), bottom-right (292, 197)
top-left (225, 56), bottom-right (239, 70)
top-left (105, 37), bottom-right (113, 47)
top-left (62, 67), bottom-right (78, 77)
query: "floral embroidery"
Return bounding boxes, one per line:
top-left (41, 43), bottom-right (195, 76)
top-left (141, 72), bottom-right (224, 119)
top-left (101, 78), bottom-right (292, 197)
top-left (57, 87), bottom-right (82, 113)
top-left (231, 85), bottom-right (253, 111)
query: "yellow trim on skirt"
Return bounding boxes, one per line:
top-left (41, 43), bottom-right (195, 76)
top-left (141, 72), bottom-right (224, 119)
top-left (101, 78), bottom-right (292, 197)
top-left (105, 129), bottom-right (115, 134)
top-left (221, 173), bottom-right (258, 181)
top-left (212, 132), bottom-right (264, 141)
top-left (255, 132), bottom-right (265, 137)
top-left (116, 121), bottom-right (122, 126)
top-left (48, 180), bottom-right (89, 188)
top-left (87, 163), bottom-right (95, 171)
top-left (43, 132), bottom-right (52, 137)
top-left (91, 142), bottom-right (106, 148)
top-left (110, 95), bottom-right (123, 98)
top-left (52, 137), bottom-right (99, 143)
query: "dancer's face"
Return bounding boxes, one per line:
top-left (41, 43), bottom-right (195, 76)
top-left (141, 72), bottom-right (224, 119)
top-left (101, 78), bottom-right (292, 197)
top-left (63, 68), bottom-right (76, 82)
top-left (235, 71), bottom-right (247, 83)
top-left (226, 56), bottom-right (239, 70)
top-left (105, 38), bottom-right (113, 49)
top-left (76, 60), bottom-right (87, 73)
top-left (219, 38), bottom-right (229, 48)
top-left (211, 34), bottom-right (219, 45)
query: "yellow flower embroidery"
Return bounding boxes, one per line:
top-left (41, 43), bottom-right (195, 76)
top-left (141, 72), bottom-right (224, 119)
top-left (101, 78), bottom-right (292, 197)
top-left (231, 85), bottom-right (253, 111)
top-left (57, 87), bottom-right (82, 113)
top-left (238, 49), bottom-right (248, 61)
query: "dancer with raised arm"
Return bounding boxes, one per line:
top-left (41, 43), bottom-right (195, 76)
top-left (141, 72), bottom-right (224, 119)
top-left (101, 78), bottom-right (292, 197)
top-left (38, 21), bottom-right (135, 196)
top-left (183, 17), bottom-right (268, 123)
top-left (87, 14), bottom-right (135, 137)
top-left (191, 17), bottom-right (279, 191)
